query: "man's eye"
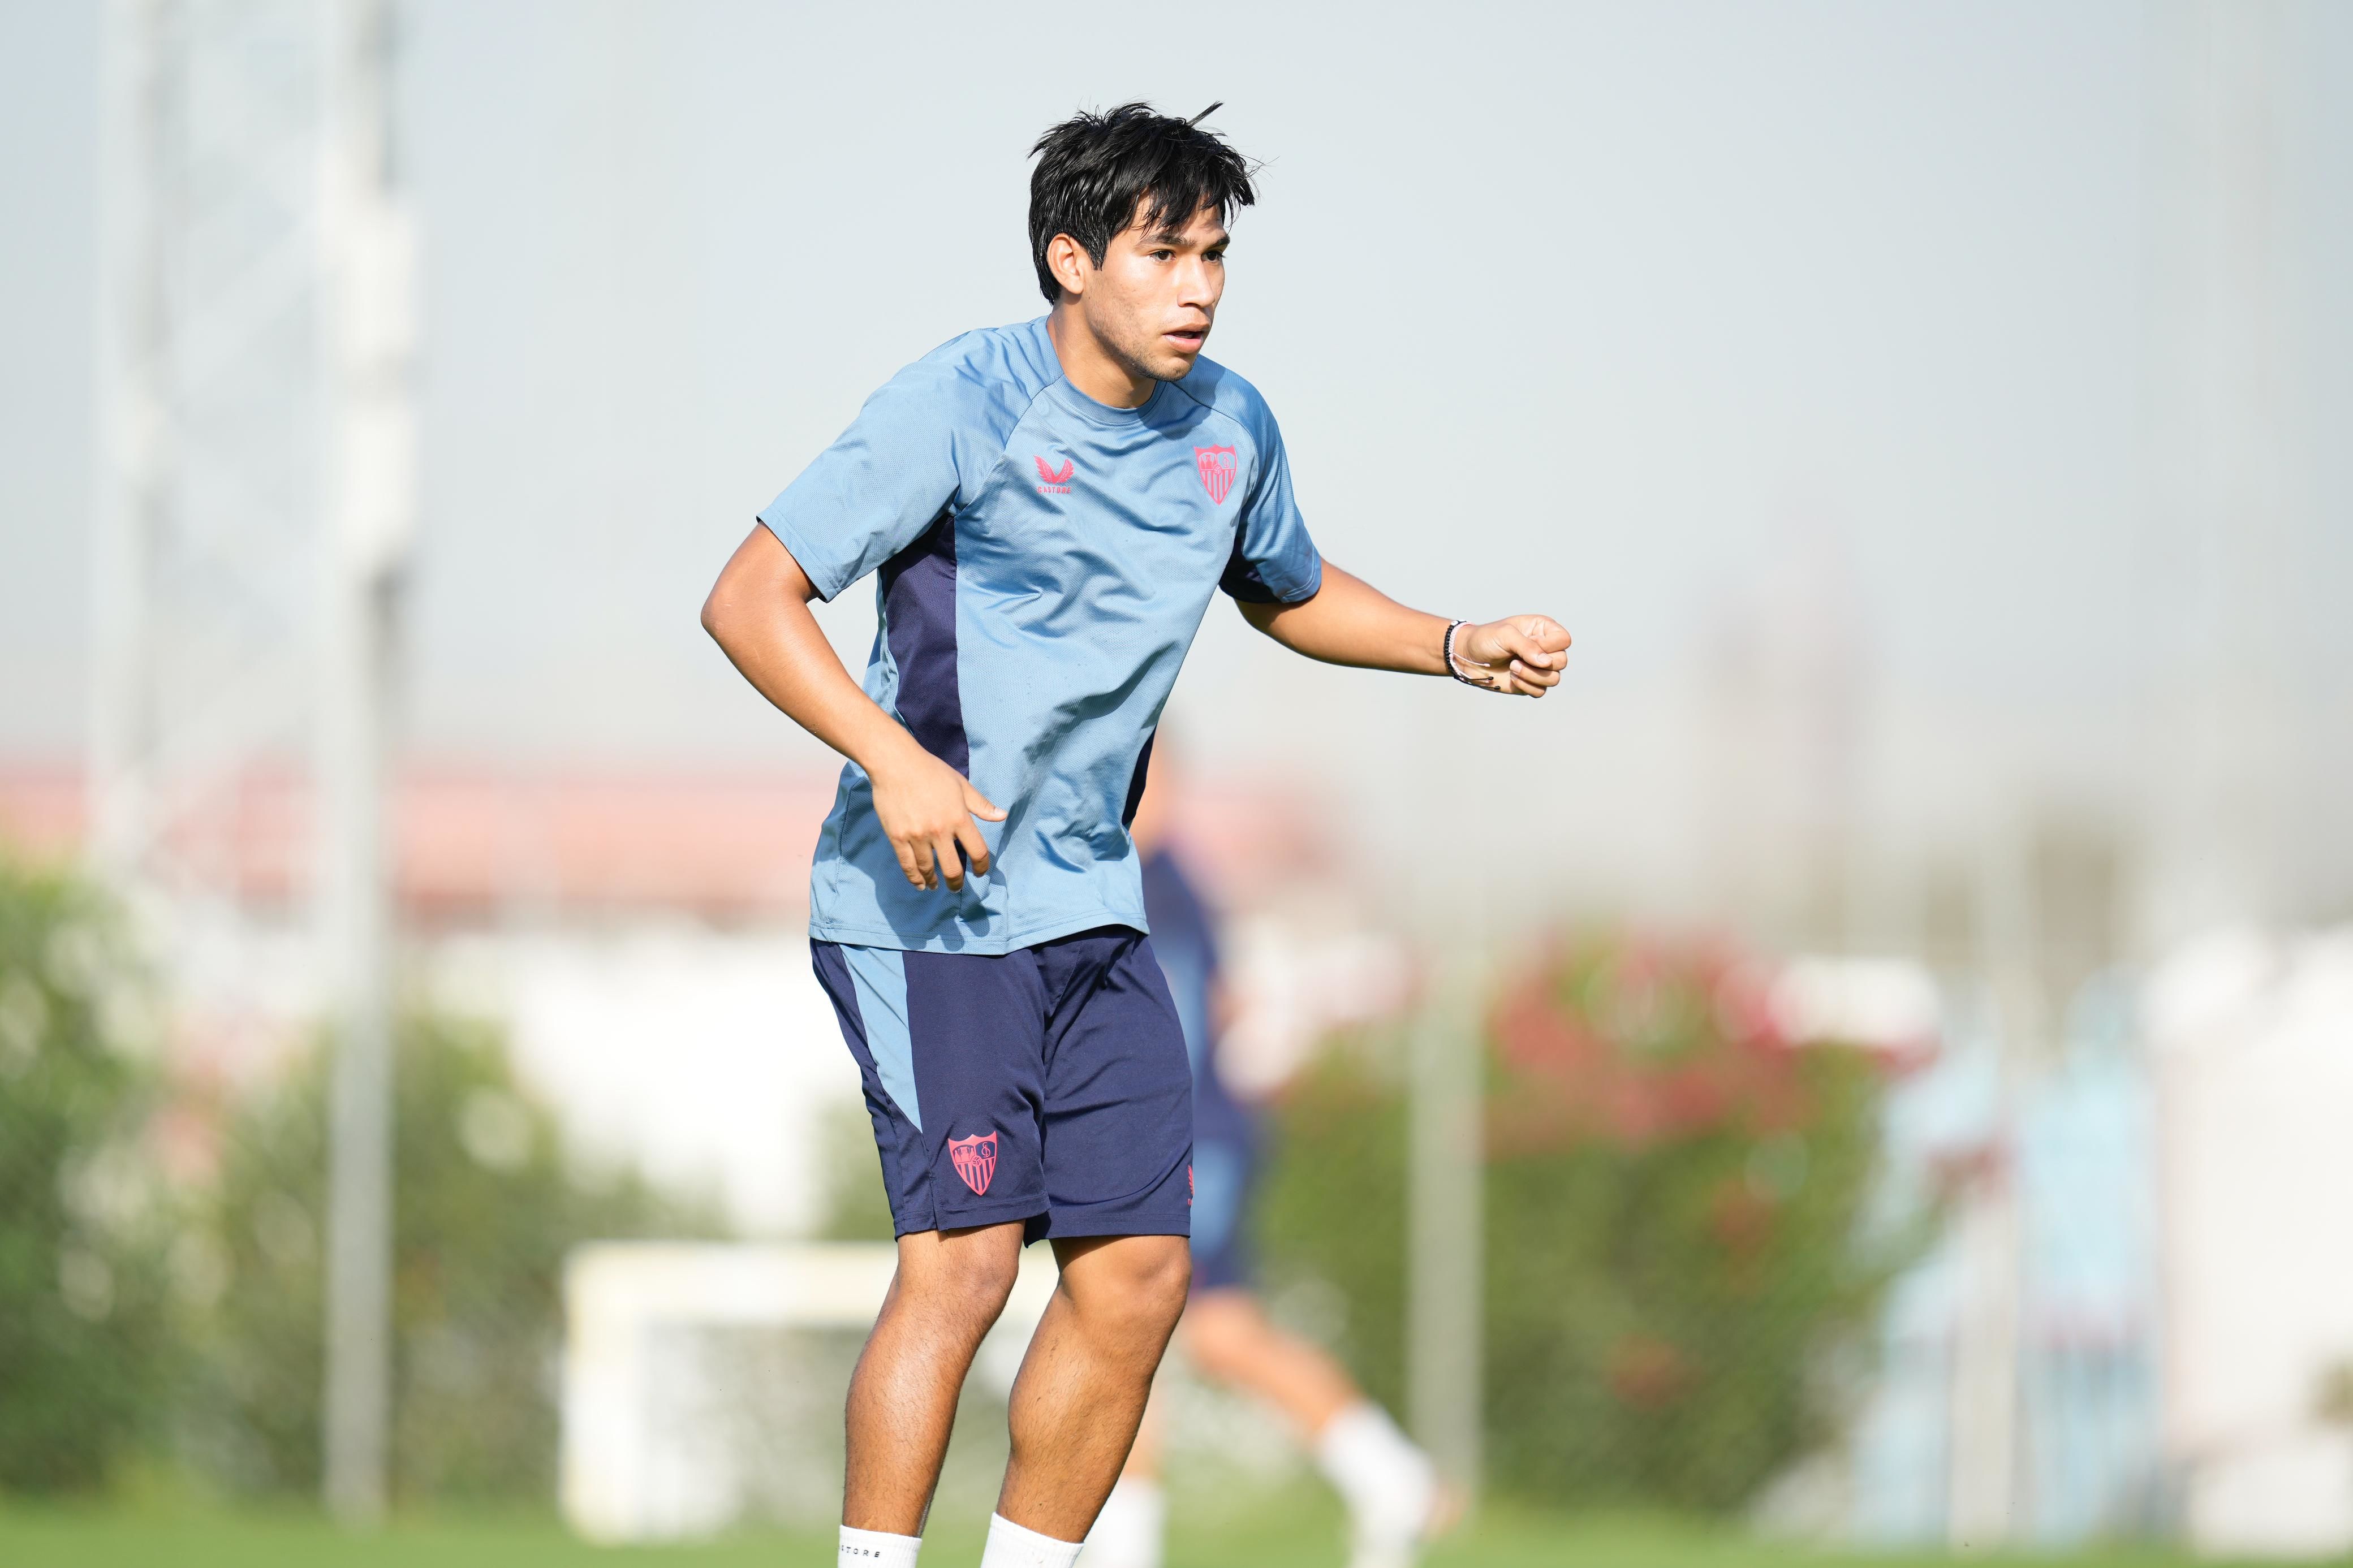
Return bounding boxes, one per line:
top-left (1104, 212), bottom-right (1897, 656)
top-left (1150, 250), bottom-right (1174, 261)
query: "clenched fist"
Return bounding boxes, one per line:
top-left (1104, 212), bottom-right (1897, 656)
top-left (1450, 615), bottom-right (1573, 697)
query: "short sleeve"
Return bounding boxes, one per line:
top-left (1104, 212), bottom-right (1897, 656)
top-left (757, 365), bottom-right (964, 602)
top-left (1217, 418), bottom-right (1324, 605)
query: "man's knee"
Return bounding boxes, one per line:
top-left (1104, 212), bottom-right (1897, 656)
top-left (1057, 1234), bottom-right (1192, 1338)
top-left (1131, 1236), bottom-right (1193, 1313)
top-left (893, 1225), bottom-right (1022, 1337)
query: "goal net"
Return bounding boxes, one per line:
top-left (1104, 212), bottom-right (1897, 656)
top-left (561, 1240), bottom-right (1306, 1543)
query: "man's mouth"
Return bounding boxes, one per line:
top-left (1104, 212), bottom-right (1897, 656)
top-left (1163, 325), bottom-right (1208, 352)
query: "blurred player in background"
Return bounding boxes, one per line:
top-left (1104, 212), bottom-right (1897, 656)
top-left (1083, 744), bottom-right (1449, 1568)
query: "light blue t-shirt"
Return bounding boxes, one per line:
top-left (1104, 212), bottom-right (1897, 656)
top-left (759, 317), bottom-right (1322, 954)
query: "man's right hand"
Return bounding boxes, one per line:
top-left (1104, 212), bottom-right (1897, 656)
top-left (700, 526), bottom-right (1009, 896)
top-left (869, 741), bottom-right (1006, 892)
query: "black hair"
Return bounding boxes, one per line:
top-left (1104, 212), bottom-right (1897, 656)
top-left (1027, 102), bottom-right (1257, 304)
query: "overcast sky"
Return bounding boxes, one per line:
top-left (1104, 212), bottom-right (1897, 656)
top-left (3, 1), bottom-right (2346, 919)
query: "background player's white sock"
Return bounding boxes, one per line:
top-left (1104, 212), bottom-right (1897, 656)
top-left (1078, 1478), bottom-right (1165, 1568)
top-left (979, 1511), bottom-right (1085, 1568)
top-left (839, 1524), bottom-right (923, 1568)
top-left (1315, 1402), bottom-right (1437, 1566)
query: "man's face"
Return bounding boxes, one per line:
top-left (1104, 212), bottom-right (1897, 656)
top-left (1068, 204), bottom-right (1229, 383)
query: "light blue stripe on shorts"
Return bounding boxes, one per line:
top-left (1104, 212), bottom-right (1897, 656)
top-left (842, 944), bottom-right (920, 1131)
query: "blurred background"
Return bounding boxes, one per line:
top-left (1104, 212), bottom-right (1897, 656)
top-left (2, 1), bottom-right (2349, 1563)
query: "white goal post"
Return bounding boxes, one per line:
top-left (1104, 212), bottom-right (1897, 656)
top-left (561, 1241), bottom-right (1061, 1543)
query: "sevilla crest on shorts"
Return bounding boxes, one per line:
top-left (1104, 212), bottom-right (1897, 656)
top-left (948, 1131), bottom-right (998, 1195)
top-left (1193, 445), bottom-right (1238, 505)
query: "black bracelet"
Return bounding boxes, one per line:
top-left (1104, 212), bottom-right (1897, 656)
top-left (1443, 619), bottom-right (1486, 689)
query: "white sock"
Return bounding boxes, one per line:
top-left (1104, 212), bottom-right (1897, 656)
top-left (839, 1524), bottom-right (923, 1568)
top-left (979, 1511), bottom-right (1085, 1568)
top-left (1316, 1402), bottom-right (1437, 1552)
top-left (1079, 1478), bottom-right (1165, 1568)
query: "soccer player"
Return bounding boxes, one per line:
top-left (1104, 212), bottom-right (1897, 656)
top-left (1082, 746), bottom-right (1448, 1568)
top-left (701, 102), bottom-right (1569, 1568)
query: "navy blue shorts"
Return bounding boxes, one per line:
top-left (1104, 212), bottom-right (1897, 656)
top-left (1187, 1134), bottom-right (1257, 1293)
top-left (811, 926), bottom-right (1195, 1242)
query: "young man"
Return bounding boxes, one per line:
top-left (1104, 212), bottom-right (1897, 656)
top-left (1088, 748), bottom-right (1448, 1568)
top-left (701, 103), bottom-right (1569, 1568)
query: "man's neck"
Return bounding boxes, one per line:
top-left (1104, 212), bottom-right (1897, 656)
top-left (1046, 304), bottom-right (1154, 409)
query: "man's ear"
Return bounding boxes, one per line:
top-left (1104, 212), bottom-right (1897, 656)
top-left (1047, 233), bottom-right (1091, 299)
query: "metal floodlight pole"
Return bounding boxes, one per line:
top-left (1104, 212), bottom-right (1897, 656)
top-left (318, 0), bottom-right (414, 1524)
top-left (92, 0), bottom-right (330, 911)
top-left (89, 0), bottom-right (167, 891)
top-left (1403, 681), bottom-right (1489, 1516)
top-left (90, 0), bottom-right (411, 1524)
top-left (1407, 948), bottom-right (1485, 1507)
top-left (2143, 0), bottom-right (2302, 944)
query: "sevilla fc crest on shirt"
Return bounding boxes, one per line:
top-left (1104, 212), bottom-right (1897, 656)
top-left (1194, 445), bottom-right (1238, 505)
top-left (948, 1131), bottom-right (998, 1195)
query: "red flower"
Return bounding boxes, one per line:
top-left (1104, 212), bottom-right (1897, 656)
top-left (1486, 932), bottom-right (1850, 1154)
top-left (1709, 1180), bottom-right (1778, 1255)
top-left (1606, 1333), bottom-right (1695, 1410)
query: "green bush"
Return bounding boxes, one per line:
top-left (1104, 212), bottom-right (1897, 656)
top-left (184, 1012), bottom-right (721, 1502)
top-left (1258, 931), bottom-right (1920, 1513)
top-left (1251, 1043), bottom-right (1413, 1417)
top-left (817, 1099), bottom-right (899, 1243)
top-left (0, 859), bottom-right (177, 1493)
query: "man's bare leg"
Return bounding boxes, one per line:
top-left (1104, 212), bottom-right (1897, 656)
top-left (843, 1223), bottom-right (1025, 1534)
top-left (1082, 1383), bottom-right (1171, 1568)
top-left (1180, 1288), bottom-right (1360, 1433)
top-left (1166, 1287), bottom-right (1453, 1568)
top-left (994, 1233), bottom-right (1191, 1540)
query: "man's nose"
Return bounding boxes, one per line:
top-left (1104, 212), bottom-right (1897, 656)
top-left (1177, 257), bottom-right (1218, 305)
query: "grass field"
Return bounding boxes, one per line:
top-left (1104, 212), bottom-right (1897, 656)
top-left (0, 1494), bottom-right (2260, 1568)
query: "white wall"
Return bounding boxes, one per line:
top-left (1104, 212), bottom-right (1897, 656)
top-left (2153, 929), bottom-right (2353, 1557)
top-left (429, 923), bottom-right (862, 1237)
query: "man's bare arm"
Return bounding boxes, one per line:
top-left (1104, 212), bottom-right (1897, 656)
top-left (1235, 561), bottom-right (1571, 697)
top-left (700, 524), bottom-right (1003, 891)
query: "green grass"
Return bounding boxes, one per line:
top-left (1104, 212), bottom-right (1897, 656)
top-left (0, 1493), bottom-right (2256, 1568)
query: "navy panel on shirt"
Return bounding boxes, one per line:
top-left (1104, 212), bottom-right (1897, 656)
top-left (880, 515), bottom-right (968, 776)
